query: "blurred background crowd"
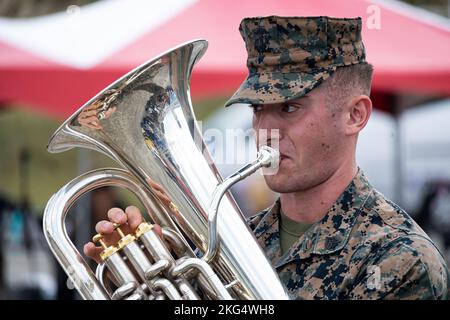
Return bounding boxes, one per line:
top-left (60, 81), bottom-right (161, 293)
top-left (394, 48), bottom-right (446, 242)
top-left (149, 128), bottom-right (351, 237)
top-left (0, 0), bottom-right (450, 299)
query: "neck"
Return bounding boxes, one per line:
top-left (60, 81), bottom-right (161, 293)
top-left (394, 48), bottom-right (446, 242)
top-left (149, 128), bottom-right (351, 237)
top-left (280, 161), bottom-right (357, 223)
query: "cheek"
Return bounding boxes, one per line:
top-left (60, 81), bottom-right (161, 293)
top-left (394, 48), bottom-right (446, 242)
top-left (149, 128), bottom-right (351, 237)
top-left (284, 126), bottom-right (309, 163)
top-left (315, 120), bottom-right (345, 155)
top-left (289, 120), bottom-right (337, 159)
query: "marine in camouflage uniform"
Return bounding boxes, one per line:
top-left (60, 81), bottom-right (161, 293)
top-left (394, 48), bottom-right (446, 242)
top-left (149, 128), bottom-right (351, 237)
top-left (225, 16), bottom-right (450, 299)
top-left (248, 169), bottom-right (449, 299)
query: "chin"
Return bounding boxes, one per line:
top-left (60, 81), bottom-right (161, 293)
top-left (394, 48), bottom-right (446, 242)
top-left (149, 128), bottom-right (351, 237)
top-left (264, 174), bottom-right (296, 193)
top-left (264, 170), bottom-right (316, 193)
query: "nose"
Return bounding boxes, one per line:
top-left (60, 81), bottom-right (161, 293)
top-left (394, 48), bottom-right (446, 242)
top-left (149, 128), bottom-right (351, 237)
top-left (252, 107), bottom-right (283, 147)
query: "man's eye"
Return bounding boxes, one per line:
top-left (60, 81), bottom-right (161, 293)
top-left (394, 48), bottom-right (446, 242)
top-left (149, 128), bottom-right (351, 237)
top-left (281, 104), bottom-right (299, 113)
top-left (250, 105), bottom-right (263, 113)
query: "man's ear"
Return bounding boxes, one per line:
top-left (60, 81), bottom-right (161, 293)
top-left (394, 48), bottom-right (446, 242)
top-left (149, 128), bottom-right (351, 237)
top-left (345, 95), bottom-right (372, 136)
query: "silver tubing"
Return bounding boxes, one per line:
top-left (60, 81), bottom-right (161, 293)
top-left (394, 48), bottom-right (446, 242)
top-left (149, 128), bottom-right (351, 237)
top-left (162, 227), bottom-right (192, 258)
top-left (172, 258), bottom-right (232, 300)
top-left (203, 146), bottom-right (279, 263)
top-left (175, 278), bottom-right (200, 300)
top-left (139, 229), bottom-right (174, 266)
top-left (95, 263), bottom-right (114, 297)
top-left (152, 278), bottom-right (182, 300)
top-left (43, 168), bottom-right (152, 300)
top-left (105, 253), bottom-right (147, 300)
top-left (144, 259), bottom-right (170, 279)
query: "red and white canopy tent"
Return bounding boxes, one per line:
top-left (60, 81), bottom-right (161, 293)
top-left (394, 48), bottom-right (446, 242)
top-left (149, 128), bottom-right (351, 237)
top-left (1, 0), bottom-right (450, 119)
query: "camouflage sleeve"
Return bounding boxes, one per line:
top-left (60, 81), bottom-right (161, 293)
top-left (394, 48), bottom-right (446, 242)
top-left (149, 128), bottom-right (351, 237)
top-left (348, 236), bottom-right (449, 300)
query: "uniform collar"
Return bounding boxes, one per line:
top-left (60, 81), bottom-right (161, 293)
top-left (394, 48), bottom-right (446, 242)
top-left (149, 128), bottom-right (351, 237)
top-left (253, 168), bottom-right (374, 268)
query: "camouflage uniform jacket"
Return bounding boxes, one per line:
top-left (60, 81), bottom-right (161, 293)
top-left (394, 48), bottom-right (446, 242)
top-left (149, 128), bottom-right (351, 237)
top-left (247, 169), bottom-right (450, 299)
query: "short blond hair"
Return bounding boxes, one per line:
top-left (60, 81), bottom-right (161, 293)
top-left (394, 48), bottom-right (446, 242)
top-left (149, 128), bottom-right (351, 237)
top-left (323, 62), bottom-right (374, 111)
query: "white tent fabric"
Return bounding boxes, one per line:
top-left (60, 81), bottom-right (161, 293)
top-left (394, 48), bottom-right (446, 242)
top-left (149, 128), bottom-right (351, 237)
top-left (0, 0), bottom-right (195, 68)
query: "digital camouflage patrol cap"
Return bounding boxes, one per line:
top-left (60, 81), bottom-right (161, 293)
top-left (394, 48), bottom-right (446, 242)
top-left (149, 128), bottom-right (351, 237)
top-left (224, 16), bottom-right (366, 107)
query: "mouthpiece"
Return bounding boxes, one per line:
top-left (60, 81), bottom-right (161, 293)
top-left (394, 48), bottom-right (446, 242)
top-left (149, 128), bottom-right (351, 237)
top-left (257, 145), bottom-right (280, 168)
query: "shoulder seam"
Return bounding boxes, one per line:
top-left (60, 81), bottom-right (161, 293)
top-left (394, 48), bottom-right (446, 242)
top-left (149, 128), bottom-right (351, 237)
top-left (399, 243), bottom-right (439, 299)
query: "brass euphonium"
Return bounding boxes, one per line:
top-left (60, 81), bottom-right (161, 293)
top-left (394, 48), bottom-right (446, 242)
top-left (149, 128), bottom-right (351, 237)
top-left (43, 40), bottom-right (288, 300)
